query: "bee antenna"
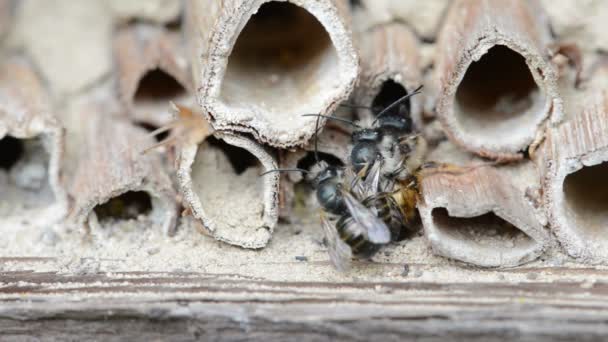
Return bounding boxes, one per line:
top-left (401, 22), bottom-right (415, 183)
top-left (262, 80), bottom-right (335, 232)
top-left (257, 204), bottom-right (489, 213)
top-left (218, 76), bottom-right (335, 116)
top-left (260, 168), bottom-right (310, 176)
top-left (302, 114), bottom-right (361, 128)
top-left (313, 113), bottom-right (321, 164)
top-left (373, 85), bottom-right (424, 125)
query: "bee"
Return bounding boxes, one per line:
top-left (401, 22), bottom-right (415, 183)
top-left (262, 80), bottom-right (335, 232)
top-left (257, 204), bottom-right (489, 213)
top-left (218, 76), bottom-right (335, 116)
top-left (264, 116), bottom-right (395, 271)
top-left (305, 86), bottom-right (426, 240)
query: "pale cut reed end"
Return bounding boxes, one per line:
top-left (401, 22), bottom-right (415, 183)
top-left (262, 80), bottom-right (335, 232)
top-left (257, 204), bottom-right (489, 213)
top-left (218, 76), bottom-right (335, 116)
top-left (543, 90), bottom-right (608, 263)
top-left (0, 57), bottom-right (68, 225)
top-left (186, 0), bottom-right (359, 148)
top-left (436, 0), bottom-right (562, 160)
top-left (114, 23), bottom-right (192, 127)
top-left (419, 164), bottom-right (550, 267)
top-left (354, 22), bottom-right (423, 128)
top-left (177, 131), bottom-right (279, 249)
top-left (69, 106), bottom-right (178, 237)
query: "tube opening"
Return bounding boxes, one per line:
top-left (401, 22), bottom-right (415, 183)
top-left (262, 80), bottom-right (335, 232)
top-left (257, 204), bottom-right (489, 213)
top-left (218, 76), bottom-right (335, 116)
top-left (431, 208), bottom-right (535, 252)
top-left (372, 80), bottom-right (410, 117)
top-left (563, 162), bottom-right (608, 241)
top-left (0, 136), bottom-right (54, 216)
top-left (220, 1), bottom-right (338, 117)
top-left (191, 137), bottom-right (265, 235)
top-left (133, 68), bottom-right (187, 125)
top-left (454, 45), bottom-right (544, 141)
top-left (94, 191), bottom-right (153, 223)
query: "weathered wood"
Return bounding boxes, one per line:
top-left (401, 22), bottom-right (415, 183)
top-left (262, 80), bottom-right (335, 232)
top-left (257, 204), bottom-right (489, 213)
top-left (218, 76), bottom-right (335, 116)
top-left (354, 22), bottom-right (423, 127)
top-left (185, 0), bottom-right (359, 148)
top-left (177, 129), bottom-right (279, 249)
top-left (435, 0), bottom-right (562, 160)
top-left (68, 102), bottom-right (178, 236)
top-left (543, 90), bottom-right (608, 263)
top-left (114, 23), bottom-right (193, 127)
top-left (0, 57), bottom-right (68, 225)
top-left (2, 267), bottom-right (608, 341)
top-left (0, 0), bottom-right (12, 41)
top-left (419, 146), bottom-right (550, 267)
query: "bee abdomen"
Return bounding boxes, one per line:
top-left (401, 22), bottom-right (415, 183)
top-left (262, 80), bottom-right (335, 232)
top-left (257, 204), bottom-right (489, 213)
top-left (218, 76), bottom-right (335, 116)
top-left (336, 216), bottom-right (381, 259)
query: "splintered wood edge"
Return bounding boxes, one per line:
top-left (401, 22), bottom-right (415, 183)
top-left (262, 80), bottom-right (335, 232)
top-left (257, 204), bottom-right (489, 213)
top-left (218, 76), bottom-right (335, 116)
top-left (0, 57), bottom-right (68, 223)
top-left (114, 24), bottom-right (192, 126)
top-left (544, 90), bottom-right (608, 263)
top-left (419, 166), bottom-right (550, 267)
top-left (177, 131), bottom-right (279, 249)
top-left (186, 0), bottom-right (359, 148)
top-left (354, 22), bottom-right (423, 128)
top-left (435, 0), bottom-right (562, 160)
top-left (68, 109), bottom-right (178, 236)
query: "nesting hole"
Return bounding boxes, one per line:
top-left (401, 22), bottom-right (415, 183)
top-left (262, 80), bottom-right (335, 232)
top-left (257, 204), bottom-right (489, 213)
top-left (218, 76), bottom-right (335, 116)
top-left (563, 162), bottom-right (608, 241)
top-left (94, 191), bottom-right (153, 222)
top-left (191, 137), bottom-right (267, 241)
top-left (133, 69), bottom-right (187, 125)
top-left (454, 45), bottom-right (544, 141)
top-left (371, 80), bottom-right (410, 117)
top-left (431, 208), bottom-right (535, 253)
top-left (220, 1), bottom-right (338, 117)
top-left (0, 136), bottom-right (54, 216)
top-left (0, 136), bottom-right (24, 170)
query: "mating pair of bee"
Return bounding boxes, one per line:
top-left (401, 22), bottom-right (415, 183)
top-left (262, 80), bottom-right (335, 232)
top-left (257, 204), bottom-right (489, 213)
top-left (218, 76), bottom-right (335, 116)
top-left (266, 86), bottom-right (426, 271)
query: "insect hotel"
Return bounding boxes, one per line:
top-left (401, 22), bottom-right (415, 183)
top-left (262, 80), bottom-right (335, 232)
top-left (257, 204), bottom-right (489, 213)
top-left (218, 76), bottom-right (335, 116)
top-left (2, 0), bottom-right (608, 340)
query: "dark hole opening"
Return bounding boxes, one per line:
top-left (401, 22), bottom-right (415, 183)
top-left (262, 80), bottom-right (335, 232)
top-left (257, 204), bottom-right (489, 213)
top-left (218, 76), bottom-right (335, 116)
top-left (297, 151), bottom-right (344, 170)
top-left (563, 162), bottom-right (608, 236)
top-left (372, 80), bottom-right (410, 117)
top-left (349, 0), bottom-right (363, 9)
top-left (455, 45), bottom-right (538, 119)
top-left (135, 122), bottom-right (169, 142)
top-left (94, 191), bottom-right (153, 222)
top-left (134, 69), bottom-right (186, 103)
top-left (221, 1), bottom-right (335, 113)
top-left (431, 207), bottom-right (530, 243)
top-left (207, 137), bottom-right (259, 174)
top-left (0, 136), bottom-right (24, 170)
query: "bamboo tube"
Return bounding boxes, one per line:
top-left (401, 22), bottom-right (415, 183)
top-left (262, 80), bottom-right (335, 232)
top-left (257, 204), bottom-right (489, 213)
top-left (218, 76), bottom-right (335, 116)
top-left (0, 57), bottom-right (67, 225)
top-left (543, 90), bottom-right (608, 263)
top-left (114, 24), bottom-right (192, 127)
top-left (435, 0), bottom-right (562, 160)
top-left (418, 143), bottom-right (550, 267)
top-left (69, 104), bottom-right (178, 236)
top-left (177, 131), bottom-right (279, 249)
top-left (354, 22), bottom-right (423, 127)
top-left (185, 0), bottom-right (359, 148)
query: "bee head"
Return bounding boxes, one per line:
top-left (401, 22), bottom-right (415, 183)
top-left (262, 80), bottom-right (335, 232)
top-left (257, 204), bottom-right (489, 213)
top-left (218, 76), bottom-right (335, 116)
top-left (352, 128), bottom-right (380, 143)
top-left (377, 114), bottom-right (413, 134)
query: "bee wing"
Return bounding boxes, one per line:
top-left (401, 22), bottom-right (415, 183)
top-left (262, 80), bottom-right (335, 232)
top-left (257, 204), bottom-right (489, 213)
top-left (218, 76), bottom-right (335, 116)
top-left (341, 190), bottom-right (391, 244)
top-left (361, 160), bottom-right (381, 198)
top-left (321, 214), bottom-right (352, 272)
top-left (343, 166), bottom-right (364, 198)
